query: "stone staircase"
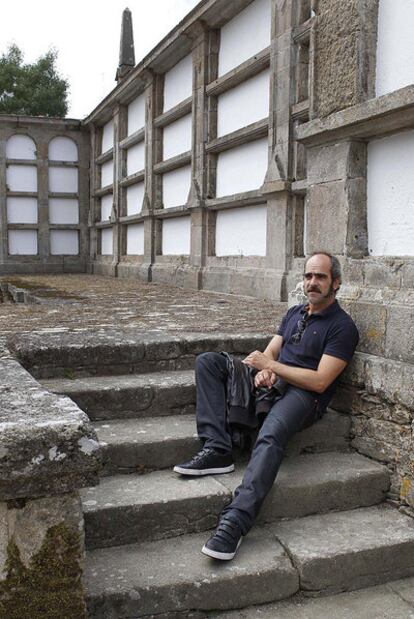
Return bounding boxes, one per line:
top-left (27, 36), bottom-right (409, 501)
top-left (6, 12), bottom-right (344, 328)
top-left (33, 331), bottom-right (414, 618)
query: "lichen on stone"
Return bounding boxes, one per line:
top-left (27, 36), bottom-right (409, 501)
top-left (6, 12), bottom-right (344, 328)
top-left (0, 522), bottom-right (87, 619)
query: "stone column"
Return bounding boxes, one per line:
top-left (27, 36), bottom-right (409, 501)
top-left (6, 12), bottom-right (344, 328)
top-left (312, 0), bottom-right (379, 118)
top-left (88, 125), bottom-right (99, 273)
top-left (261, 0), bottom-right (296, 300)
top-left (0, 131), bottom-right (7, 265)
top-left (305, 140), bottom-right (368, 257)
top-left (188, 22), bottom-right (210, 288)
top-left (78, 130), bottom-right (90, 272)
top-left (111, 108), bottom-right (121, 275)
top-left (36, 138), bottom-right (50, 262)
top-left (139, 72), bottom-right (161, 282)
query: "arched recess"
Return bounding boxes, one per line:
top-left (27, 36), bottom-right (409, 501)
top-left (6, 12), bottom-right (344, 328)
top-left (48, 136), bottom-right (78, 162)
top-left (6, 134), bottom-right (36, 159)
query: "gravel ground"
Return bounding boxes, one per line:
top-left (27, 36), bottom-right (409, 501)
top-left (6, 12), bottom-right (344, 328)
top-left (0, 274), bottom-right (286, 337)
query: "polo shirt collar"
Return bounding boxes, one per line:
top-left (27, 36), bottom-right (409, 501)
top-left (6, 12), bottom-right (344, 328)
top-left (300, 299), bottom-right (340, 319)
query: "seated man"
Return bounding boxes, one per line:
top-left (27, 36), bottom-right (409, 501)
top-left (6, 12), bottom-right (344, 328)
top-left (174, 252), bottom-right (359, 560)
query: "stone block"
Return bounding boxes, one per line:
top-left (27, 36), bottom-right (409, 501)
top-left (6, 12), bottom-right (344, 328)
top-left (365, 261), bottom-right (403, 289)
top-left (305, 181), bottom-right (348, 254)
top-left (385, 305), bottom-right (414, 364)
top-left (346, 177), bottom-right (368, 256)
top-left (307, 141), bottom-right (366, 185)
top-left (402, 262), bottom-right (414, 288)
top-left (347, 301), bottom-right (387, 356)
top-left (276, 505), bottom-right (414, 593)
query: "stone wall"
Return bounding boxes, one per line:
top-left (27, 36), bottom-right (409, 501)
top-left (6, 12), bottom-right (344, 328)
top-left (0, 348), bottom-right (100, 615)
top-left (0, 116), bottom-right (90, 275)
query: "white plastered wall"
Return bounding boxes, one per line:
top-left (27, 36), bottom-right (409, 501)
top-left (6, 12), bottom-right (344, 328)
top-left (126, 223), bottom-right (145, 254)
top-left (215, 205), bottom-right (267, 256)
top-left (217, 70), bottom-right (270, 136)
top-left (163, 54), bottom-right (193, 111)
top-left (49, 198), bottom-right (79, 224)
top-left (101, 228), bottom-right (113, 255)
top-left (49, 167), bottom-right (78, 193)
top-left (126, 182), bottom-right (145, 216)
top-left (367, 130), bottom-right (414, 256)
top-left (100, 195), bottom-right (113, 221)
top-left (6, 165), bottom-right (37, 192)
top-left (50, 230), bottom-right (79, 255)
top-left (6, 135), bottom-right (36, 159)
top-left (376, 0), bottom-right (414, 96)
top-left (218, 0), bottom-right (271, 76)
top-left (163, 165), bottom-right (191, 208)
top-left (216, 138), bottom-right (268, 197)
top-left (102, 119), bottom-right (114, 153)
top-left (162, 216), bottom-right (191, 254)
top-left (49, 137), bottom-right (78, 161)
top-left (7, 197), bottom-right (38, 224)
top-left (127, 141), bottom-right (145, 176)
top-left (163, 114), bottom-right (192, 160)
top-left (100, 160), bottom-right (114, 188)
top-left (8, 230), bottom-right (38, 255)
top-left (128, 94), bottom-right (146, 135)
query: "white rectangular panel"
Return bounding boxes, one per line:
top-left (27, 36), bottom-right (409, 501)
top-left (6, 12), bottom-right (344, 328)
top-left (100, 194), bottom-right (113, 221)
top-left (49, 167), bottom-right (78, 193)
top-left (100, 160), bottom-right (113, 188)
top-left (162, 165), bottom-right (191, 208)
top-left (101, 228), bottom-right (113, 255)
top-left (163, 54), bottom-right (193, 111)
top-left (163, 114), bottom-right (192, 160)
top-left (126, 182), bottom-right (145, 216)
top-left (102, 118), bottom-right (114, 153)
top-left (8, 230), bottom-right (38, 255)
top-left (126, 223), bottom-right (145, 255)
top-left (218, 0), bottom-right (271, 76)
top-left (368, 131), bottom-right (414, 256)
top-left (127, 141), bottom-right (145, 176)
top-left (6, 165), bottom-right (37, 192)
top-left (215, 205), bottom-right (267, 256)
top-left (376, 0), bottom-right (414, 96)
top-left (162, 217), bottom-right (191, 255)
top-left (6, 135), bottom-right (36, 160)
top-left (216, 138), bottom-right (268, 197)
top-left (128, 94), bottom-right (146, 135)
top-left (49, 198), bottom-right (79, 224)
top-left (7, 197), bottom-right (38, 224)
top-left (217, 70), bottom-right (270, 136)
top-left (50, 230), bottom-right (79, 255)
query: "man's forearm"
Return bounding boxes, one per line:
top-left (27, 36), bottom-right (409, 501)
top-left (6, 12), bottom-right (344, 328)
top-left (266, 360), bottom-right (324, 393)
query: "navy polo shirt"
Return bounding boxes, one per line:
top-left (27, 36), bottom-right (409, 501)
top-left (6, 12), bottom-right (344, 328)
top-left (277, 300), bottom-right (359, 411)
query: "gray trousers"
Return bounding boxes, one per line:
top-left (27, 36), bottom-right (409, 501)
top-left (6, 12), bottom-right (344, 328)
top-left (195, 352), bottom-right (320, 534)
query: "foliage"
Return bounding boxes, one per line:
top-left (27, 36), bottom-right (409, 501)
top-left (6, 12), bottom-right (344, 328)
top-left (0, 45), bottom-right (69, 117)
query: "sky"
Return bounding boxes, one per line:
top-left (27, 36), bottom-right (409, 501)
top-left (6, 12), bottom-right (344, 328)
top-left (0, 0), bottom-right (200, 119)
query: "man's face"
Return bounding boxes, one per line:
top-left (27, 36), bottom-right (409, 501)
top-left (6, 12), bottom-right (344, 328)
top-left (303, 254), bottom-right (338, 308)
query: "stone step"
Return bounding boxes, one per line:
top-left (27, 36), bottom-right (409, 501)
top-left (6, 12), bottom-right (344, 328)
top-left (40, 369), bottom-right (196, 421)
top-left (82, 452), bottom-right (389, 549)
top-left (11, 330), bottom-right (270, 379)
top-left (84, 505), bottom-right (414, 618)
top-left (93, 410), bottom-right (351, 476)
top-left (214, 577), bottom-right (414, 619)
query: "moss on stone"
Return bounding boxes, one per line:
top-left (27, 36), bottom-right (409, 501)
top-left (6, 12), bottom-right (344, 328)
top-left (0, 522), bottom-right (87, 619)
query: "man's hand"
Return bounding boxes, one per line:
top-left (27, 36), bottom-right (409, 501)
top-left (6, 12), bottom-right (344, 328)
top-left (254, 369), bottom-right (277, 388)
top-left (243, 350), bottom-right (273, 372)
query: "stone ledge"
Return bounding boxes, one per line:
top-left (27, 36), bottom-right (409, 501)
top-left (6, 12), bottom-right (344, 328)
top-left (0, 358), bottom-right (101, 501)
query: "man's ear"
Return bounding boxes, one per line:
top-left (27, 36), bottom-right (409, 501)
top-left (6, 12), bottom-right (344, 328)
top-left (333, 277), bottom-right (340, 292)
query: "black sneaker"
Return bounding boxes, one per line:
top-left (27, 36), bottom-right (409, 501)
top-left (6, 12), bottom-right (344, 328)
top-left (173, 447), bottom-right (234, 476)
top-left (202, 517), bottom-right (242, 560)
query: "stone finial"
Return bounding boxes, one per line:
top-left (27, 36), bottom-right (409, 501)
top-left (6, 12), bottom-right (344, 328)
top-left (116, 8), bottom-right (135, 82)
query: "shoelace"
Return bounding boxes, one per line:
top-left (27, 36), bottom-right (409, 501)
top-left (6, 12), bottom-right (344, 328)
top-left (213, 518), bottom-right (241, 544)
top-left (192, 447), bottom-right (214, 463)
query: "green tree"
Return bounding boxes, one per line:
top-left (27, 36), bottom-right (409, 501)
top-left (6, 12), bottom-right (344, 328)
top-left (0, 44), bottom-right (69, 117)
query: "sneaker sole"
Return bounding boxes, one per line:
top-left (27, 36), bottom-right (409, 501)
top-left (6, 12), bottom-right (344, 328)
top-left (173, 464), bottom-right (234, 476)
top-left (201, 538), bottom-right (242, 561)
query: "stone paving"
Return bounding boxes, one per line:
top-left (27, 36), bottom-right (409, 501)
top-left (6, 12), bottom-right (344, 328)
top-left (0, 274), bottom-right (285, 337)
